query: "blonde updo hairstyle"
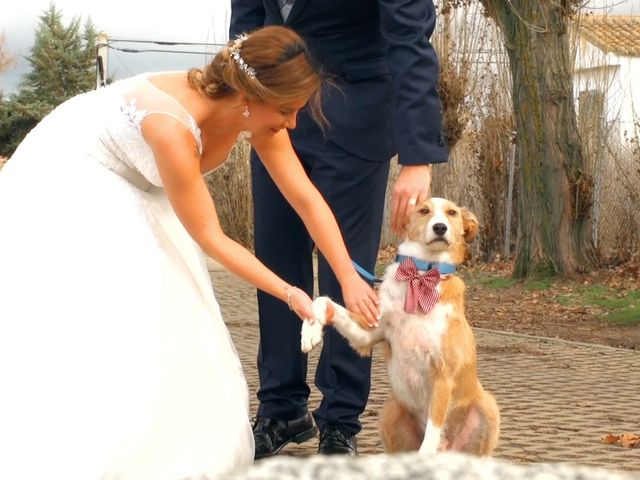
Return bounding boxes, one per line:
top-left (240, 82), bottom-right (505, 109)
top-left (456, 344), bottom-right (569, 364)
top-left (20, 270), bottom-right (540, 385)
top-left (188, 26), bottom-right (325, 126)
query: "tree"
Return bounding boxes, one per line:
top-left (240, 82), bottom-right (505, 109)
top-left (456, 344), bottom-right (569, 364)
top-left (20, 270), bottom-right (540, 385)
top-left (477, 0), bottom-right (596, 277)
top-left (0, 31), bottom-right (15, 74)
top-left (0, 2), bottom-right (97, 157)
top-left (21, 3), bottom-right (96, 105)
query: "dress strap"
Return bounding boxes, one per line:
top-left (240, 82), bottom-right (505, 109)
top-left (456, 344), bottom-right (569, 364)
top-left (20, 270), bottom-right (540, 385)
top-left (120, 74), bottom-right (204, 155)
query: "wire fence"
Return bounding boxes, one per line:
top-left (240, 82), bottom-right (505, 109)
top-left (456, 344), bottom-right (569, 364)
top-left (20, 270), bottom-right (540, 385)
top-left (95, 37), bottom-right (228, 86)
top-left (105, 38), bottom-right (227, 56)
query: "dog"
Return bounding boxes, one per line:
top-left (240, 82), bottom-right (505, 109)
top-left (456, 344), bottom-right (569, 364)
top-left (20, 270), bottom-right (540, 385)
top-left (301, 197), bottom-right (500, 456)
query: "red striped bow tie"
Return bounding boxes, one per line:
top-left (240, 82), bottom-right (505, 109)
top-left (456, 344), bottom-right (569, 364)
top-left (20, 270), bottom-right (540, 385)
top-left (395, 258), bottom-right (440, 314)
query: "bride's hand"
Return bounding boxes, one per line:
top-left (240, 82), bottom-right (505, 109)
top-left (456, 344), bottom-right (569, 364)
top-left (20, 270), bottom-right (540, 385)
top-left (286, 286), bottom-right (314, 322)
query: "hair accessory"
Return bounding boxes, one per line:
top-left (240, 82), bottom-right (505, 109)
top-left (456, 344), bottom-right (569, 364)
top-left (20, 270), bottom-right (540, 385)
top-left (229, 34), bottom-right (257, 80)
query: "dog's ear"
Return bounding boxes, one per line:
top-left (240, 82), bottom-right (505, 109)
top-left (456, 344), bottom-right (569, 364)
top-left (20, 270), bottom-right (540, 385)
top-left (461, 208), bottom-right (479, 243)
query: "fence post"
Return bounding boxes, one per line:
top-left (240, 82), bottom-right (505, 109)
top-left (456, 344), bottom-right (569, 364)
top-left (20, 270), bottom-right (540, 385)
top-left (591, 113), bottom-right (604, 250)
top-left (379, 158), bottom-right (400, 248)
top-left (504, 134), bottom-right (517, 258)
top-left (96, 32), bottom-right (108, 89)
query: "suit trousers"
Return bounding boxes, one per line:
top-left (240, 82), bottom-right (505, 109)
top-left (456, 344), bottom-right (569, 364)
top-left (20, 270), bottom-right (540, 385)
top-left (251, 128), bottom-right (390, 434)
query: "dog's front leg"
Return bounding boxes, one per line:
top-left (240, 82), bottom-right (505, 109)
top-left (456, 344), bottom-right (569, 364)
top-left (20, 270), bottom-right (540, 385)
top-left (303, 297), bottom-right (384, 356)
top-left (419, 374), bottom-right (452, 455)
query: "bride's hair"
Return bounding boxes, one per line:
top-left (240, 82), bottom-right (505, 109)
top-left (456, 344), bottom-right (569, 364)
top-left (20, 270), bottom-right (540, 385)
top-left (188, 26), bottom-right (326, 127)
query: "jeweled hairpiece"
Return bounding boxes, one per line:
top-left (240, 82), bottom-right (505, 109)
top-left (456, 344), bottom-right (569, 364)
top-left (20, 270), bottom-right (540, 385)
top-left (229, 34), bottom-right (257, 80)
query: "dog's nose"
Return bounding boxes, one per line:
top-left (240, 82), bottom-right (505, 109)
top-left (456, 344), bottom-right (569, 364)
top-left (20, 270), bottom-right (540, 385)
top-left (433, 223), bottom-right (448, 236)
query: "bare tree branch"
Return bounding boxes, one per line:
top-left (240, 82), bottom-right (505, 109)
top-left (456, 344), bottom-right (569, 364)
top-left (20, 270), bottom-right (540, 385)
top-left (0, 31), bottom-right (16, 73)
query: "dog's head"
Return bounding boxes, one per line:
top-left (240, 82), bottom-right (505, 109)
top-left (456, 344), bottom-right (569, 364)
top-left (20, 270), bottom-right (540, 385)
top-left (404, 197), bottom-right (478, 265)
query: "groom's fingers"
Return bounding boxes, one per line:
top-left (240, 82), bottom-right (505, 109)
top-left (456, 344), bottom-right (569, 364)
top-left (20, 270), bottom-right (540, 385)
top-left (349, 310), bottom-right (370, 329)
top-left (357, 298), bottom-right (379, 328)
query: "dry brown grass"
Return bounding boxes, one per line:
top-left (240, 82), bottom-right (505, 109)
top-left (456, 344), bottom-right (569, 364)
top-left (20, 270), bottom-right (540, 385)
top-left (205, 139), bottom-right (254, 248)
top-left (595, 137), bottom-right (640, 264)
top-left (429, 2), bottom-right (515, 261)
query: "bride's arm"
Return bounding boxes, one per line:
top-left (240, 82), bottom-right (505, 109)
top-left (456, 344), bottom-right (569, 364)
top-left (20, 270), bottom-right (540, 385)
top-left (142, 117), bottom-right (314, 321)
top-left (250, 130), bottom-right (381, 327)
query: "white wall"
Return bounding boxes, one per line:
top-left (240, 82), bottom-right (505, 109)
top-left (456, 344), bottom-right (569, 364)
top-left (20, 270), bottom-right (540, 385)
top-left (617, 56), bottom-right (640, 139)
top-left (574, 38), bottom-right (639, 143)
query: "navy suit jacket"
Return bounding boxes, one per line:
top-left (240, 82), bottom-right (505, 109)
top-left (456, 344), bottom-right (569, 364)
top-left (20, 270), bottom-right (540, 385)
top-left (230, 0), bottom-right (448, 165)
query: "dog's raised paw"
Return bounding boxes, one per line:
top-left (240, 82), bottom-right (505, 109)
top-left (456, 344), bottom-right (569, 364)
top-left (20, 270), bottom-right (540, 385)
top-left (311, 296), bottom-right (334, 325)
top-left (301, 320), bottom-right (323, 353)
top-left (301, 297), bottom-right (335, 353)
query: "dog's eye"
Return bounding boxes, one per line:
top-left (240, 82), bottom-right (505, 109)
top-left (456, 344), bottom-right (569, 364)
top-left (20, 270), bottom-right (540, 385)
top-left (419, 208), bottom-right (430, 215)
top-left (447, 209), bottom-right (457, 216)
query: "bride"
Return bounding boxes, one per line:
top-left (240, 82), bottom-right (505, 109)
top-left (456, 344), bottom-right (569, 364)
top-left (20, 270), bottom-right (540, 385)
top-left (0, 26), bottom-right (379, 480)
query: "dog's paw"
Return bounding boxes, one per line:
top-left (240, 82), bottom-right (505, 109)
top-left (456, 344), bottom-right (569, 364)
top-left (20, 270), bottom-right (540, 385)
top-left (301, 319), bottom-right (324, 353)
top-left (311, 296), bottom-right (335, 325)
top-left (300, 297), bottom-right (335, 353)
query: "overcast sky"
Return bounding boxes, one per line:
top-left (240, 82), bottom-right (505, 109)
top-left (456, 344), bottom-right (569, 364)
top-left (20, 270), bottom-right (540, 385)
top-left (1, 0), bottom-right (638, 94)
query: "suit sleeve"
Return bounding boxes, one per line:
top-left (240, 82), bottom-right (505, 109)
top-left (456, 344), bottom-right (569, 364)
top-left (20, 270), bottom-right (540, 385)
top-left (379, 0), bottom-right (448, 165)
top-left (230, 0), bottom-right (266, 38)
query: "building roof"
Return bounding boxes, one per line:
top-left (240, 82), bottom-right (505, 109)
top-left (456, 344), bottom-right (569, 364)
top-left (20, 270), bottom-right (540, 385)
top-left (578, 15), bottom-right (640, 57)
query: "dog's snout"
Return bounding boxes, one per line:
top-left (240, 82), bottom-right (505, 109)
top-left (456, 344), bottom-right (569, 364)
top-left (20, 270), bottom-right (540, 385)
top-left (433, 223), bottom-right (448, 236)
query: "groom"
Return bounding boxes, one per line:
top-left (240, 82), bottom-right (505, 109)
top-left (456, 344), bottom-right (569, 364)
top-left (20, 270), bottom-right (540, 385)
top-left (230, 0), bottom-right (448, 458)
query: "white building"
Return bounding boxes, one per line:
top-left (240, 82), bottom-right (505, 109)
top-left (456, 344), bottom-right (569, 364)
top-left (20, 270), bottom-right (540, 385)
top-left (574, 15), bottom-right (640, 144)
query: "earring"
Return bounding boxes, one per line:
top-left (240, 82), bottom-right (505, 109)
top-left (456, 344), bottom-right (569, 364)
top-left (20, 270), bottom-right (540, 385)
top-left (243, 104), bottom-right (250, 118)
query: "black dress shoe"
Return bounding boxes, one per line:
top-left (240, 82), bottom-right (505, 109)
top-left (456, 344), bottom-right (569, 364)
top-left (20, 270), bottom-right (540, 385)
top-left (318, 424), bottom-right (358, 455)
top-left (252, 412), bottom-right (317, 460)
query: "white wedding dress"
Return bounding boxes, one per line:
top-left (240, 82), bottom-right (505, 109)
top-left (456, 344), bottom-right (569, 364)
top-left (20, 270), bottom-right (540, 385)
top-left (0, 74), bottom-right (254, 479)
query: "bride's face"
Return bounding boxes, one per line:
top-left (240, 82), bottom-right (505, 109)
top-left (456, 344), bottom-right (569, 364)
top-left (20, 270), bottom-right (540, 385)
top-left (246, 97), bottom-right (308, 136)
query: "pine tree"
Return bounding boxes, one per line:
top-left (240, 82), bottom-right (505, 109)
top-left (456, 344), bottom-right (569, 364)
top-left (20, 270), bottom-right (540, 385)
top-left (0, 1), bottom-right (97, 157)
top-left (20, 2), bottom-right (96, 105)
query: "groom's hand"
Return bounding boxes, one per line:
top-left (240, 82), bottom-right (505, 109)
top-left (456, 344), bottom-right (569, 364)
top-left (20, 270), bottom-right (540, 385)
top-left (341, 274), bottom-right (380, 328)
top-left (391, 164), bottom-right (432, 235)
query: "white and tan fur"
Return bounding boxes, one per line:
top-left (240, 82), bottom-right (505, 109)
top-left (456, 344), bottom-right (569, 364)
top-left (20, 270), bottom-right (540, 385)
top-left (301, 198), bottom-right (500, 456)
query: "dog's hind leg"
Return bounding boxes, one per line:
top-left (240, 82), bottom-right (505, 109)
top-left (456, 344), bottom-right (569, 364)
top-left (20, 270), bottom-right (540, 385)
top-left (451, 391), bottom-right (500, 456)
top-left (379, 395), bottom-right (423, 453)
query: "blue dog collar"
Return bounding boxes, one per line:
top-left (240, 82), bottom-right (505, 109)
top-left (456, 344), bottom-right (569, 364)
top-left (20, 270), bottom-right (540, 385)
top-left (352, 255), bottom-right (456, 284)
top-left (394, 254), bottom-right (456, 275)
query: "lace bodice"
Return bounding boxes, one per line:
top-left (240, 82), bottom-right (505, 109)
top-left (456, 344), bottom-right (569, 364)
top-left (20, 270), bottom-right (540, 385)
top-left (90, 73), bottom-right (203, 189)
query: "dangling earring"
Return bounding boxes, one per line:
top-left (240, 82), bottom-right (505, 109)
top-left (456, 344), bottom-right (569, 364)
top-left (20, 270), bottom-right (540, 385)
top-left (243, 104), bottom-right (250, 118)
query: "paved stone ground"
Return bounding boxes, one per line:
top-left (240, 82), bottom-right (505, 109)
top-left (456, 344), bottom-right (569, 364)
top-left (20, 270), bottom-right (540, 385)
top-left (209, 262), bottom-right (640, 473)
